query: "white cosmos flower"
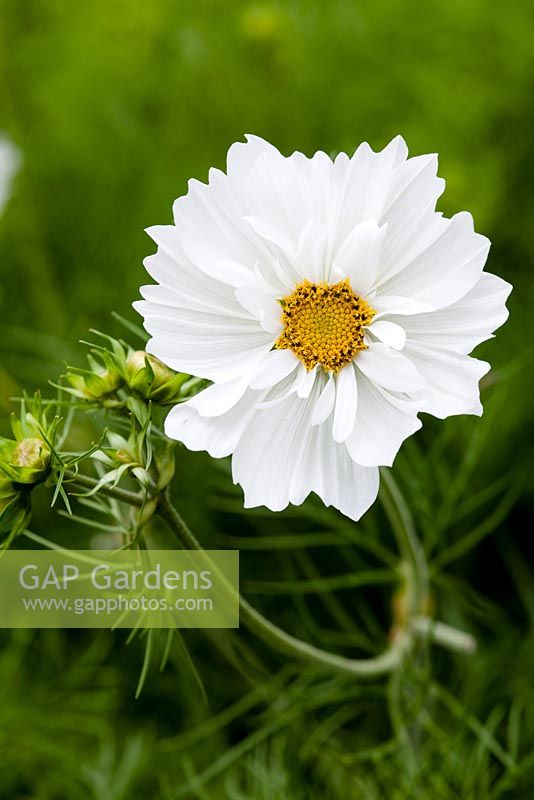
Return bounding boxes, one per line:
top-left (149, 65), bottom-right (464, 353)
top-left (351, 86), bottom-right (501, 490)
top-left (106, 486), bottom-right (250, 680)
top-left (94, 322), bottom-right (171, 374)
top-left (135, 135), bottom-right (511, 521)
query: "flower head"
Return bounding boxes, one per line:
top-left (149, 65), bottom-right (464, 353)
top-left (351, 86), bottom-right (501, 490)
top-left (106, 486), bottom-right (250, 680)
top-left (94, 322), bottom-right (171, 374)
top-left (135, 135), bottom-right (511, 520)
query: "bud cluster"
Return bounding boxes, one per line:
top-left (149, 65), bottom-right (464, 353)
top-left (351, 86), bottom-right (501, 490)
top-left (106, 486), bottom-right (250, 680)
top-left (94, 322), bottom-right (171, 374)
top-left (1, 329), bottom-right (205, 550)
top-left (61, 331), bottom-right (205, 406)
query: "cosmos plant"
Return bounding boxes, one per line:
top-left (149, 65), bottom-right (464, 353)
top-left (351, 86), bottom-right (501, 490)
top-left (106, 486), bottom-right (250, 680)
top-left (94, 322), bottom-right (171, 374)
top-left (0, 134), bottom-right (511, 680)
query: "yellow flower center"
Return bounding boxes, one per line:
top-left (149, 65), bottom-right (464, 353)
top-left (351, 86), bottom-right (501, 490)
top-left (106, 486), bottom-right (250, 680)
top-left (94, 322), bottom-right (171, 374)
top-left (275, 278), bottom-right (375, 372)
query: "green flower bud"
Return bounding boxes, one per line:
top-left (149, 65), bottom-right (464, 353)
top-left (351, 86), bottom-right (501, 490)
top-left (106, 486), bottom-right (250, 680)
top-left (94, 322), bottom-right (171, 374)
top-left (0, 437), bottom-right (51, 485)
top-left (127, 351), bottom-right (174, 388)
top-left (115, 449), bottom-right (135, 465)
top-left (87, 368), bottom-right (123, 397)
top-left (126, 351), bottom-right (188, 403)
top-left (11, 437), bottom-right (50, 470)
top-left (66, 368), bottom-right (122, 401)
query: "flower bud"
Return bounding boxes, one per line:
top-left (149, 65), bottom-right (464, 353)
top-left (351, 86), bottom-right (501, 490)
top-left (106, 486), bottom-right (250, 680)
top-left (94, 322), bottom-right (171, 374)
top-left (127, 351), bottom-right (174, 387)
top-left (126, 351), bottom-right (187, 403)
top-left (115, 449), bottom-right (134, 465)
top-left (11, 437), bottom-right (50, 471)
top-left (0, 436), bottom-right (52, 485)
top-left (66, 368), bottom-right (122, 401)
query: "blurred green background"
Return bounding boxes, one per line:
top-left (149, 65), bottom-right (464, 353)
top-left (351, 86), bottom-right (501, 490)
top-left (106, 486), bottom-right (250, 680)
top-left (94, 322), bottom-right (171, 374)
top-left (1, 1), bottom-right (533, 798)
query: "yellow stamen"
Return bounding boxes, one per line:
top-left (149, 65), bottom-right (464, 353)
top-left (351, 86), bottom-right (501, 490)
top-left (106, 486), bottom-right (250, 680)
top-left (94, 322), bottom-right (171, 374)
top-left (275, 278), bottom-right (375, 372)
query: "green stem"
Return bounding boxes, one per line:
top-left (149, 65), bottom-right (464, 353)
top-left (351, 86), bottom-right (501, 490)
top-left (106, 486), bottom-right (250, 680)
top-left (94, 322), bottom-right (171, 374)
top-left (156, 490), bottom-right (410, 677)
top-left (411, 617), bottom-right (476, 654)
top-left (58, 469), bottom-right (467, 669)
top-left (379, 469), bottom-right (428, 617)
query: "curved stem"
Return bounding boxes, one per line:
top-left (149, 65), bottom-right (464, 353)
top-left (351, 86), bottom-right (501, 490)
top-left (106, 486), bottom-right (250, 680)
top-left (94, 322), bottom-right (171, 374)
top-left (379, 469), bottom-right (428, 617)
top-left (58, 467), bottom-right (472, 661)
top-left (156, 490), bottom-right (410, 677)
top-left (60, 469), bottom-right (472, 658)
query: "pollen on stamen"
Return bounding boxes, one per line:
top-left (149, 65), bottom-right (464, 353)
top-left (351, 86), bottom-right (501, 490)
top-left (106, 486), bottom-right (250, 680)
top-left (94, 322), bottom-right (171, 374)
top-left (274, 278), bottom-right (375, 372)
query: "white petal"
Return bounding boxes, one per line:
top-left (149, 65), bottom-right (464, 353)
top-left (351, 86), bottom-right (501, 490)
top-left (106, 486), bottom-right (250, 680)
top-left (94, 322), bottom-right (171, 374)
top-left (332, 364), bottom-right (358, 443)
top-left (311, 375), bottom-right (336, 426)
top-left (137, 282), bottom-right (249, 320)
top-left (226, 134), bottom-right (281, 176)
top-left (371, 295), bottom-right (435, 317)
top-left (297, 365), bottom-right (318, 398)
top-left (389, 272), bottom-right (512, 355)
top-left (356, 342), bottom-right (426, 393)
top-left (404, 343), bottom-right (489, 418)
top-left (144, 327), bottom-right (272, 382)
top-left (346, 375), bottom-right (422, 467)
top-left (368, 320), bottom-right (406, 350)
top-left (297, 420), bottom-right (380, 521)
top-left (359, 136), bottom-right (409, 220)
top-left (377, 155), bottom-right (445, 282)
top-left (385, 134), bottom-right (409, 167)
top-left (378, 212), bottom-right (490, 309)
top-left (232, 391), bottom-right (314, 512)
top-left (234, 283), bottom-right (283, 335)
top-left (331, 136), bottom-right (408, 244)
top-left (332, 219), bottom-right (386, 295)
top-left (232, 144), bottom-right (331, 260)
top-left (171, 184), bottom-right (264, 282)
top-left (165, 388), bottom-right (264, 458)
top-left (383, 153), bottom-right (444, 216)
top-left (243, 215), bottom-right (297, 259)
top-left (143, 231), bottom-right (250, 318)
top-left (215, 260), bottom-right (256, 288)
top-left (248, 349), bottom-right (299, 390)
top-left (187, 378), bottom-right (248, 417)
top-left (255, 365), bottom-right (307, 409)
top-left (296, 220), bottom-right (330, 282)
top-left (232, 388), bottom-right (379, 520)
top-left (139, 300), bottom-right (273, 381)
